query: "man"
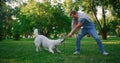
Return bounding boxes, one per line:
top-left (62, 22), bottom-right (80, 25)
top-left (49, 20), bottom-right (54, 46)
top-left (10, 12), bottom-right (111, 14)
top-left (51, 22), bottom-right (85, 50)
top-left (67, 10), bottom-right (109, 55)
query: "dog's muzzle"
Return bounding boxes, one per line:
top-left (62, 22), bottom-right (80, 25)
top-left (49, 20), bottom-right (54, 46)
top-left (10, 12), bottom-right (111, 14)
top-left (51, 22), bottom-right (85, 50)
top-left (61, 39), bottom-right (65, 43)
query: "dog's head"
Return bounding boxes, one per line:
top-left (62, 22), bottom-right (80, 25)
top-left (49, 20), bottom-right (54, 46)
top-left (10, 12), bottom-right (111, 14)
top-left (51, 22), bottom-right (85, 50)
top-left (60, 38), bottom-right (65, 43)
top-left (56, 38), bottom-right (65, 46)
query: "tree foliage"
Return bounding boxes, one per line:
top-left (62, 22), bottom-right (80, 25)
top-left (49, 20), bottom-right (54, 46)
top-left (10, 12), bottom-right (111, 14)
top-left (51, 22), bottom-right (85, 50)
top-left (0, 0), bottom-right (14, 40)
top-left (19, 1), bottom-right (71, 38)
top-left (0, 0), bottom-right (120, 40)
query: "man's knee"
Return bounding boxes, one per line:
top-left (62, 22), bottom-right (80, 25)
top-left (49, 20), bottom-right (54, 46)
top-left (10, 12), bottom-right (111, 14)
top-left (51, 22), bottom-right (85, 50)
top-left (94, 37), bottom-right (100, 40)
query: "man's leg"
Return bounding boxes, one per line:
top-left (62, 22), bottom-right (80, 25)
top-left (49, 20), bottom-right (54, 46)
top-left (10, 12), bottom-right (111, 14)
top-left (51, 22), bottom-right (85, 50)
top-left (75, 29), bottom-right (87, 52)
top-left (88, 28), bottom-right (105, 53)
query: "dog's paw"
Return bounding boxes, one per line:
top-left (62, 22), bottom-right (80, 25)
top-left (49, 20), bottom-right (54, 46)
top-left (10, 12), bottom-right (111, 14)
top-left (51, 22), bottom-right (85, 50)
top-left (36, 50), bottom-right (39, 52)
top-left (36, 48), bottom-right (39, 52)
top-left (57, 50), bottom-right (61, 53)
top-left (49, 48), bottom-right (54, 54)
top-left (56, 49), bottom-right (61, 53)
top-left (49, 51), bottom-right (54, 54)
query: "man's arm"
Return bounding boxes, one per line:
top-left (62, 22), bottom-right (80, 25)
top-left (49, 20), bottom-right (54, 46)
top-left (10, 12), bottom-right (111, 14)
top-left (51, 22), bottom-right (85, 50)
top-left (68, 22), bottom-right (83, 37)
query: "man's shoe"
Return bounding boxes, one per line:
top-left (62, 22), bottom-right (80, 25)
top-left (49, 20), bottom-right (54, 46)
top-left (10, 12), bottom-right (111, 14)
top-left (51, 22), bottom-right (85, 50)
top-left (103, 51), bottom-right (109, 56)
top-left (73, 51), bottom-right (80, 55)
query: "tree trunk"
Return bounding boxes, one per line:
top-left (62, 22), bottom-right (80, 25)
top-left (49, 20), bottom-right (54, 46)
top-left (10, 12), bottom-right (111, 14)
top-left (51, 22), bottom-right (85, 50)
top-left (89, 0), bottom-right (107, 40)
top-left (0, 21), bottom-right (4, 41)
top-left (89, 1), bottom-right (103, 36)
top-left (14, 33), bottom-right (20, 40)
top-left (101, 6), bottom-right (107, 40)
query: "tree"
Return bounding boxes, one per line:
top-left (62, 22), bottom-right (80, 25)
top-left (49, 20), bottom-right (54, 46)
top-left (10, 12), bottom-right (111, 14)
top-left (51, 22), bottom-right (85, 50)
top-left (0, 1), bottom-right (6, 41)
top-left (65, 0), bottom-right (73, 14)
top-left (20, 0), bottom-right (71, 38)
top-left (0, 0), bottom-right (14, 40)
top-left (86, 0), bottom-right (108, 39)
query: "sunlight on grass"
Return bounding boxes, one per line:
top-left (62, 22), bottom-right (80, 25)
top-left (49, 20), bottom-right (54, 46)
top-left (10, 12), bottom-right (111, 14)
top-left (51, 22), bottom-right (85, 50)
top-left (103, 41), bottom-right (120, 44)
top-left (0, 59), bottom-right (21, 63)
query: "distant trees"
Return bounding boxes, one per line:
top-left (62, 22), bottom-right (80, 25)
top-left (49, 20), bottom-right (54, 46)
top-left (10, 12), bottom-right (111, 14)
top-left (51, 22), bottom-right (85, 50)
top-left (20, 0), bottom-right (71, 38)
top-left (0, 0), bottom-right (71, 40)
top-left (0, 0), bottom-right (15, 40)
top-left (0, 0), bottom-right (120, 41)
top-left (0, 1), bottom-right (5, 41)
top-left (65, 0), bottom-right (73, 13)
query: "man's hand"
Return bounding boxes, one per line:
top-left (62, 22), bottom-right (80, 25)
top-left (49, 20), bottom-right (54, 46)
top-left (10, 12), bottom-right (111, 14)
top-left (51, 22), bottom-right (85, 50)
top-left (67, 21), bottom-right (82, 38)
top-left (67, 32), bottom-right (73, 38)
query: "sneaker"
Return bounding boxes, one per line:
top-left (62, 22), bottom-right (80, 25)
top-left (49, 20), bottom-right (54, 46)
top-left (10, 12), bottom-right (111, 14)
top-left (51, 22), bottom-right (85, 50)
top-left (73, 51), bottom-right (80, 55)
top-left (103, 51), bottom-right (109, 56)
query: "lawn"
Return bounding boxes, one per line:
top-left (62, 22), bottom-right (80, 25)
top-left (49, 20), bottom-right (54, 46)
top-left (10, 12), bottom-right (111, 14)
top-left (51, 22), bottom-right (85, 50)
top-left (0, 37), bottom-right (120, 63)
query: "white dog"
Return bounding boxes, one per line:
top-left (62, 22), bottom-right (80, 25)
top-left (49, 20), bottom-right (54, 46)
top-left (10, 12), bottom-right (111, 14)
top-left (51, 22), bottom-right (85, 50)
top-left (34, 29), bottom-right (65, 53)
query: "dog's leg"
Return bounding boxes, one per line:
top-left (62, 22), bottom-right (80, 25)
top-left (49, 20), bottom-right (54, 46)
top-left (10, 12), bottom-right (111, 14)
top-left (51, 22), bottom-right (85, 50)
top-left (36, 45), bottom-right (40, 52)
top-left (39, 46), bottom-right (42, 51)
top-left (56, 48), bottom-right (61, 53)
top-left (36, 44), bottom-right (41, 52)
top-left (34, 38), bottom-right (40, 52)
top-left (48, 48), bottom-right (54, 53)
top-left (36, 47), bottom-right (39, 52)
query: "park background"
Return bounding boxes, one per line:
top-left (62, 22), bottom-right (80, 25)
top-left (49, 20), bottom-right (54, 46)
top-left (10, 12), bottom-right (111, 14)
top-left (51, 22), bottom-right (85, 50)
top-left (0, 0), bottom-right (120, 63)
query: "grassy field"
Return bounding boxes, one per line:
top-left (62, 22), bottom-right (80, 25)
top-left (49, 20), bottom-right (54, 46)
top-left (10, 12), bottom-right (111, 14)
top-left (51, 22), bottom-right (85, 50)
top-left (0, 37), bottom-right (120, 63)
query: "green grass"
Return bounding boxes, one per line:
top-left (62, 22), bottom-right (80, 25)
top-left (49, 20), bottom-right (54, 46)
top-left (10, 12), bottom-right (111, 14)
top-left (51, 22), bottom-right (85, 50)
top-left (0, 37), bottom-right (120, 63)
